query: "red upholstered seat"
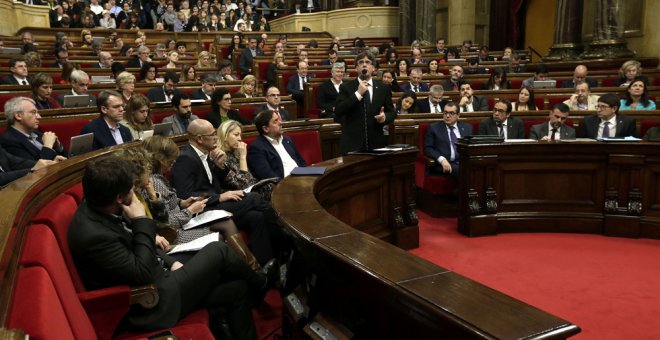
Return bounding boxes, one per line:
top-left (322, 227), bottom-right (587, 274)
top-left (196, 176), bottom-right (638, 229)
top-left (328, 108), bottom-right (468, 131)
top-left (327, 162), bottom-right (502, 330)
top-left (524, 119), bottom-right (545, 138)
top-left (288, 130), bottom-right (323, 164)
top-left (510, 79), bottom-right (523, 89)
top-left (601, 77), bottom-right (617, 87)
top-left (40, 118), bottom-right (95, 150)
top-left (415, 123), bottom-right (457, 195)
top-left (65, 182), bottom-right (84, 204)
top-left (547, 96), bottom-right (569, 110)
top-left (640, 120), bottom-right (660, 137)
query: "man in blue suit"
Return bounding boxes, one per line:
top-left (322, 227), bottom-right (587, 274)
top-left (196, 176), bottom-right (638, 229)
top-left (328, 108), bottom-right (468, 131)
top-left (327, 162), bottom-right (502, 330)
top-left (400, 68), bottom-right (429, 93)
top-left (238, 36), bottom-right (264, 76)
top-left (247, 110), bottom-right (306, 180)
top-left (80, 90), bottom-right (133, 151)
top-left (424, 102), bottom-right (472, 178)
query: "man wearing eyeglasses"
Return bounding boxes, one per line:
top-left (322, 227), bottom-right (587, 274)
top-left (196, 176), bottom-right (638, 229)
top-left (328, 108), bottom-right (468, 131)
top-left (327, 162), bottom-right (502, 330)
top-left (56, 70), bottom-right (97, 107)
top-left (335, 51), bottom-right (396, 153)
top-left (424, 102), bottom-right (472, 178)
top-left (578, 93), bottom-right (636, 139)
top-left (529, 103), bottom-right (576, 141)
top-left (253, 86), bottom-right (290, 121)
top-left (80, 90), bottom-right (133, 150)
top-left (162, 93), bottom-right (199, 136)
top-left (478, 99), bottom-right (524, 139)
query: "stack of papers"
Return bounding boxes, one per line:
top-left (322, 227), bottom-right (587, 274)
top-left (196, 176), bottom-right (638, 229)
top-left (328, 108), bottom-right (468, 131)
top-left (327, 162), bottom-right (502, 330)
top-left (167, 233), bottom-right (220, 254)
top-left (182, 210), bottom-right (232, 230)
top-left (597, 136), bottom-right (642, 142)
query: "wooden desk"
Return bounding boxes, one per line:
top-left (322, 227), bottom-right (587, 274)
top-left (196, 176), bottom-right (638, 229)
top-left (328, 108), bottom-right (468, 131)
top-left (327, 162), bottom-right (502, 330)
top-left (458, 141), bottom-right (660, 239)
top-left (272, 151), bottom-right (580, 339)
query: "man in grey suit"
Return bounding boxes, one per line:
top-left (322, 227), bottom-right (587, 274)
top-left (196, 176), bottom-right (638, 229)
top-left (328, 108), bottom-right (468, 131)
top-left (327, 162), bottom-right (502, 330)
top-left (529, 103), bottom-right (576, 141)
top-left (458, 83), bottom-right (489, 113)
top-left (162, 93), bottom-right (199, 136)
top-left (478, 99), bottom-right (525, 139)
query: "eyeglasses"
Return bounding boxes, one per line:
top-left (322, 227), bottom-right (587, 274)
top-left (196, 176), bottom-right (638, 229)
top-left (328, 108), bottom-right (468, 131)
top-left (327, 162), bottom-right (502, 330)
top-left (493, 108), bottom-right (507, 113)
top-left (267, 93), bottom-right (280, 97)
top-left (596, 104), bottom-right (611, 109)
top-left (443, 111), bottom-right (458, 116)
top-left (197, 131), bottom-right (218, 139)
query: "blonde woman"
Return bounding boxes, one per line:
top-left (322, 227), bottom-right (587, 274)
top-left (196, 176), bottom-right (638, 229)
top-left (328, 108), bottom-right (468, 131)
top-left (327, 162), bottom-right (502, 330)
top-left (165, 50), bottom-right (178, 69)
top-left (266, 52), bottom-right (285, 88)
top-left (115, 71), bottom-right (136, 104)
top-left (232, 75), bottom-right (257, 98)
top-left (615, 60), bottom-right (648, 87)
top-left (196, 51), bottom-right (214, 68)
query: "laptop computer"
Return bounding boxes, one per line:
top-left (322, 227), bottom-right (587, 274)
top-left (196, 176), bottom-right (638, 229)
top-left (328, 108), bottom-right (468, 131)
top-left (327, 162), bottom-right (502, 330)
top-left (152, 122), bottom-right (172, 136)
top-left (68, 133), bottom-right (94, 157)
top-left (92, 36), bottom-right (106, 45)
top-left (91, 75), bottom-right (113, 83)
top-left (1, 47), bottom-right (21, 54)
top-left (62, 94), bottom-right (91, 108)
top-left (533, 80), bottom-right (557, 89)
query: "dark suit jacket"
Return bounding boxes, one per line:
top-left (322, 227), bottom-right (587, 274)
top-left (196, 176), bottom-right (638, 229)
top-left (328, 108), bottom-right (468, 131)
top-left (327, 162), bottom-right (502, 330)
top-left (286, 75), bottom-right (309, 104)
top-left (238, 48), bottom-right (264, 75)
top-left (0, 127), bottom-right (65, 161)
top-left (170, 144), bottom-right (230, 199)
top-left (247, 135), bottom-right (307, 180)
top-left (190, 88), bottom-right (211, 101)
top-left (68, 202), bottom-right (180, 330)
top-left (56, 91), bottom-right (97, 107)
top-left (0, 75), bottom-right (27, 85)
top-left (460, 95), bottom-right (489, 112)
top-left (478, 116), bottom-right (525, 139)
top-left (577, 114), bottom-right (637, 139)
top-left (125, 58), bottom-right (144, 68)
top-left (146, 87), bottom-right (183, 103)
top-left (424, 121), bottom-right (472, 162)
top-left (529, 122), bottom-right (576, 140)
top-left (417, 99), bottom-right (449, 114)
top-left (208, 109), bottom-right (250, 128)
top-left (400, 82), bottom-right (430, 93)
top-left (440, 79), bottom-right (465, 92)
top-left (560, 78), bottom-right (598, 89)
top-left (80, 117), bottom-right (134, 150)
top-left (644, 127), bottom-right (660, 140)
top-left (0, 146), bottom-right (36, 187)
top-left (317, 79), bottom-right (341, 114)
top-left (252, 104), bottom-right (290, 121)
top-left (334, 78), bottom-right (396, 153)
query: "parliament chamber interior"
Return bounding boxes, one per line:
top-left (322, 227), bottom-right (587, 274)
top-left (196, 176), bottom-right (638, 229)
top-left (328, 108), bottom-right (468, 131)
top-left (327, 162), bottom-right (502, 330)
top-left (1, 0), bottom-right (659, 339)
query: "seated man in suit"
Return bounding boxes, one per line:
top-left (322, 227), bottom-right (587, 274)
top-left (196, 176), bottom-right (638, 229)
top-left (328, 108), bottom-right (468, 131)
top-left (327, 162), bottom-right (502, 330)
top-left (162, 93), bottom-right (199, 136)
top-left (463, 57), bottom-right (487, 75)
top-left (239, 36), bottom-right (264, 76)
top-left (317, 62), bottom-right (344, 118)
top-left (126, 45), bottom-right (151, 68)
top-left (0, 57), bottom-right (30, 85)
top-left (0, 145), bottom-right (56, 187)
top-left (80, 90), bottom-right (133, 150)
top-left (563, 82), bottom-right (599, 111)
top-left (191, 73), bottom-right (218, 101)
top-left (147, 71), bottom-right (183, 103)
top-left (171, 119), bottom-right (274, 265)
top-left (69, 155), bottom-right (268, 339)
top-left (505, 53), bottom-right (527, 74)
top-left (247, 110), bottom-right (307, 180)
top-left (577, 93), bottom-right (637, 139)
top-left (50, 46), bottom-right (69, 69)
top-left (458, 83), bottom-right (489, 113)
top-left (217, 60), bottom-right (237, 81)
top-left (56, 70), bottom-right (97, 107)
top-left (478, 99), bottom-right (525, 139)
top-left (560, 65), bottom-right (598, 89)
top-left (417, 85), bottom-right (448, 114)
top-left (320, 49), bottom-right (340, 66)
top-left (285, 61), bottom-right (310, 106)
top-left (441, 65), bottom-right (466, 92)
top-left (424, 101), bottom-right (472, 178)
top-left (410, 48), bottom-right (426, 65)
top-left (92, 51), bottom-right (114, 69)
top-left (0, 97), bottom-right (67, 161)
top-left (253, 86), bottom-right (291, 121)
top-left (529, 103), bottom-right (576, 141)
top-left (400, 68), bottom-right (429, 93)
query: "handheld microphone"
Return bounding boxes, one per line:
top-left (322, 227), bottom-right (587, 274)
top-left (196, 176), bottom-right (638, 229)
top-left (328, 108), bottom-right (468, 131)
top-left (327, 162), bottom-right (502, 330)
top-left (361, 68), bottom-right (367, 81)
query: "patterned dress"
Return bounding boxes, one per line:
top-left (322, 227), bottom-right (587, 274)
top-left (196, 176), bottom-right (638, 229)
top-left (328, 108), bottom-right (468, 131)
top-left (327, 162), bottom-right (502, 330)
top-left (223, 152), bottom-right (274, 201)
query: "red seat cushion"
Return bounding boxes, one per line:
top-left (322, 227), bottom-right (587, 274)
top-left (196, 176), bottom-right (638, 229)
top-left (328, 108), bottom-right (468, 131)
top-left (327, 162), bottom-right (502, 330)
top-left (640, 120), bottom-right (660, 137)
top-left (288, 130), bottom-right (323, 164)
top-left (415, 123), bottom-right (457, 194)
top-left (40, 118), bottom-right (95, 150)
top-left (65, 182), bottom-right (84, 204)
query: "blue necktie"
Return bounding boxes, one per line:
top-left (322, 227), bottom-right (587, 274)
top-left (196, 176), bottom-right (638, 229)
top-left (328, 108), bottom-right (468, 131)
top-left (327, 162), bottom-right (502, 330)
top-left (602, 122), bottom-right (610, 138)
top-left (450, 126), bottom-right (458, 160)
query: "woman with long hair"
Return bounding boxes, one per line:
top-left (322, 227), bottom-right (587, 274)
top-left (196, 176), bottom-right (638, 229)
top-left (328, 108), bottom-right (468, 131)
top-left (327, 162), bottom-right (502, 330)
top-left (620, 78), bottom-right (656, 110)
top-left (209, 88), bottom-right (250, 127)
top-left (233, 75), bottom-right (257, 98)
top-left (511, 85), bottom-right (538, 111)
top-left (121, 94), bottom-right (153, 140)
top-left (396, 91), bottom-right (418, 114)
top-left (266, 52), bottom-right (285, 89)
top-left (165, 50), bottom-right (178, 69)
top-left (181, 64), bottom-right (198, 82)
top-left (227, 33), bottom-right (244, 60)
top-left (396, 58), bottom-right (409, 78)
top-left (30, 73), bottom-right (61, 110)
top-left (482, 67), bottom-right (511, 90)
top-left (426, 59), bottom-right (440, 76)
top-left (139, 62), bottom-right (159, 83)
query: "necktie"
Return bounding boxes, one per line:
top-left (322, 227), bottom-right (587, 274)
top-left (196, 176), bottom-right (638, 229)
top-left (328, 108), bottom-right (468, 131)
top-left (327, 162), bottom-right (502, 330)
top-left (434, 104), bottom-right (440, 113)
top-left (413, 85), bottom-right (419, 92)
top-left (497, 123), bottom-right (504, 137)
top-left (450, 126), bottom-right (458, 160)
top-left (274, 108), bottom-right (282, 121)
top-left (551, 128), bottom-right (557, 141)
top-left (602, 122), bottom-right (610, 138)
top-left (453, 82), bottom-right (458, 91)
top-left (364, 85), bottom-right (371, 110)
top-left (21, 80), bottom-right (27, 85)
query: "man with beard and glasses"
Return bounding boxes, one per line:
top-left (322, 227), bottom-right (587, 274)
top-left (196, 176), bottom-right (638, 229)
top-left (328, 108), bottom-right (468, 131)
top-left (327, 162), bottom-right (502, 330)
top-left (147, 71), bottom-right (183, 103)
top-left (162, 93), bottom-right (199, 135)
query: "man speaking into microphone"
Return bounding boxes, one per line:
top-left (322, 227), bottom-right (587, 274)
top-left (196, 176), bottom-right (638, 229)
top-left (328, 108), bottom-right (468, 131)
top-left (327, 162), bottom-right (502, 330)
top-left (335, 52), bottom-right (396, 154)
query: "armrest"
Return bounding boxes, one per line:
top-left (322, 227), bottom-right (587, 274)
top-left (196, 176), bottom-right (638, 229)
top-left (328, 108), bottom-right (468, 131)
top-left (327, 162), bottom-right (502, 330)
top-left (426, 157), bottom-right (437, 167)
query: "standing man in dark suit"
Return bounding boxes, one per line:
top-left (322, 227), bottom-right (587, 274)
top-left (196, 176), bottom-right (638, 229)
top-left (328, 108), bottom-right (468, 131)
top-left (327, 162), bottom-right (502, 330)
top-left (458, 83), bottom-right (489, 112)
top-left (0, 97), bottom-right (67, 161)
top-left (248, 110), bottom-right (307, 180)
top-left (285, 61), bottom-right (310, 106)
top-left (399, 68), bottom-right (430, 93)
top-left (253, 86), bottom-right (291, 121)
top-left (56, 70), bottom-right (97, 107)
top-left (335, 51), bottom-right (396, 154)
top-left (316, 62), bottom-right (344, 118)
top-left (529, 103), bottom-right (576, 141)
top-left (478, 99), bottom-right (525, 139)
top-left (424, 101), bottom-right (472, 178)
top-left (0, 57), bottom-right (30, 85)
top-left (238, 36), bottom-right (264, 76)
top-left (577, 93), bottom-right (637, 139)
top-left (68, 155), bottom-right (267, 339)
top-left (170, 119), bottom-right (274, 265)
top-left (146, 71), bottom-right (183, 103)
top-left (80, 90), bottom-right (133, 150)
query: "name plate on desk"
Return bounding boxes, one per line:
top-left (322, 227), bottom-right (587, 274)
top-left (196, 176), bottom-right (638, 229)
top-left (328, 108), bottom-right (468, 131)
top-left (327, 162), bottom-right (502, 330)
top-left (459, 135), bottom-right (504, 144)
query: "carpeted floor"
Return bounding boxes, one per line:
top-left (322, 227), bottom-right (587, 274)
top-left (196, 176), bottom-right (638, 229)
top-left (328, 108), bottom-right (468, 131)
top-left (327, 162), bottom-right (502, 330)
top-left (409, 211), bottom-right (660, 339)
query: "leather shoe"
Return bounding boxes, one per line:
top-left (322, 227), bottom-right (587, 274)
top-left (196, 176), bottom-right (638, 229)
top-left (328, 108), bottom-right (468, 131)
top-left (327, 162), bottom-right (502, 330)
top-left (259, 258), bottom-right (279, 288)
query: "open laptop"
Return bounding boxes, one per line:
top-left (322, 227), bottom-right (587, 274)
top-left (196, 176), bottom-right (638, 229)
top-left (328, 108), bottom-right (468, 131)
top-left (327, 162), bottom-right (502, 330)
top-left (1, 47), bottom-right (21, 54)
top-left (534, 80), bottom-right (557, 89)
top-left (152, 121), bottom-right (172, 136)
top-left (92, 36), bottom-right (106, 45)
top-left (447, 58), bottom-right (465, 63)
top-left (68, 133), bottom-right (94, 157)
top-left (62, 94), bottom-right (91, 108)
top-left (91, 75), bottom-right (113, 83)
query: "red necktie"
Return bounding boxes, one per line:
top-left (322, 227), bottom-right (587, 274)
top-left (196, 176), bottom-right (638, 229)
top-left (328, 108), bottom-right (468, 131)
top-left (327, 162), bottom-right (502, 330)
top-left (274, 109), bottom-right (282, 121)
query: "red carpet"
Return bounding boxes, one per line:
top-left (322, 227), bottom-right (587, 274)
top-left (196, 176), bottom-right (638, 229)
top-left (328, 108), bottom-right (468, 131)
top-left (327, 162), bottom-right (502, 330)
top-left (410, 211), bottom-right (660, 339)
top-left (254, 289), bottom-right (283, 339)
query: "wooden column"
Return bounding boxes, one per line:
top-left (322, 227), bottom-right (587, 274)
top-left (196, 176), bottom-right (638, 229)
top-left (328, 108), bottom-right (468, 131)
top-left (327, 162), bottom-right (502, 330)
top-left (543, 0), bottom-right (584, 61)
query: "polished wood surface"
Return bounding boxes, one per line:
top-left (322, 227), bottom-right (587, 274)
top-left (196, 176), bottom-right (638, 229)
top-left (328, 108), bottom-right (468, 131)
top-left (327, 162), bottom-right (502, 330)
top-left (458, 141), bottom-right (660, 238)
top-left (272, 151), bottom-right (580, 339)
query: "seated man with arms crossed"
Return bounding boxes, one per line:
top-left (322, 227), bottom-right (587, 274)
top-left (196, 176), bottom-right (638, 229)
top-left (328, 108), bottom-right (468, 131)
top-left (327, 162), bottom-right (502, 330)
top-left (424, 101), bottom-right (472, 178)
top-left (69, 154), bottom-right (268, 339)
top-left (529, 103), bottom-right (576, 141)
top-left (1, 97), bottom-right (67, 161)
top-left (248, 110), bottom-right (307, 180)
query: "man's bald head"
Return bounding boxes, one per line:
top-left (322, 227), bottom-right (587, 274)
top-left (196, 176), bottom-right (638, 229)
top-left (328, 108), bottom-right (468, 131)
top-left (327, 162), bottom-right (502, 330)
top-left (188, 118), bottom-right (212, 136)
top-left (574, 65), bottom-right (588, 84)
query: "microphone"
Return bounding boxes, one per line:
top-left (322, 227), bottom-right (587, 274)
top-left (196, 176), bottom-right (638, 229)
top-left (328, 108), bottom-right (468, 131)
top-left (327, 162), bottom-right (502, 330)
top-left (361, 68), bottom-right (367, 81)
